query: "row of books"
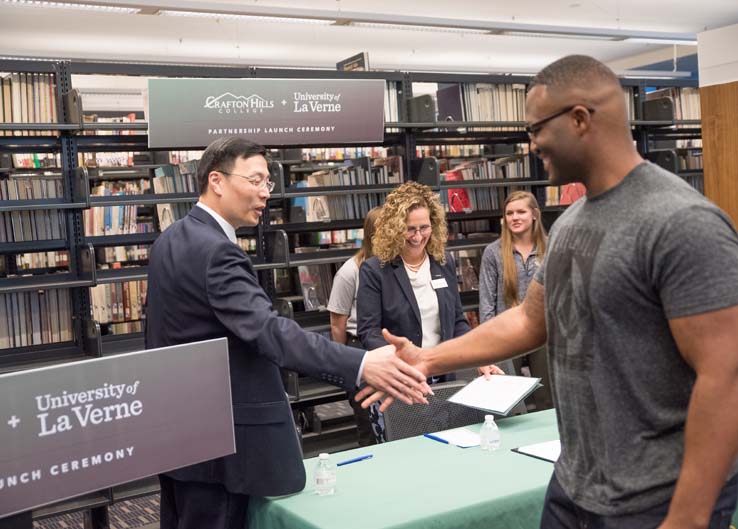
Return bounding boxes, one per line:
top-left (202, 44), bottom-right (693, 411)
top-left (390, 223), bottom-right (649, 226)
top-left (449, 219), bottom-right (493, 234)
top-left (0, 289), bottom-right (73, 350)
top-left (10, 153), bottom-right (61, 169)
top-left (0, 72), bottom-right (58, 136)
top-left (442, 154), bottom-right (531, 181)
top-left (416, 144), bottom-right (494, 158)
top-left (84, 208), bottom-right (155, 238)
top-left (299, 229), bottom-right (364, 246)
top-left (105, 321), bottom-right (144, 336)
top-left (677, 149), bottom-right (703, 170)
top-left (298, 147), bottom-right (390, 162)
top-left (85, 180), bottom-right (154, 236)
top-left (301, 190), bottom-right (386, 223)
top-left (13, 250), bottom-right (70, 272)
top-left (459, 83), bottom-right (528, 128)
top-left (83, 113), bottom-right (138, 136)
top-left (153, 163), bottom-right (198, 194)
top-left (294, 157), bottom-right (403, 187)
top-left (96, 245), bottom-right (149, 266)
top-left (168, 150), bottom-right (203, 165)
top-left (384, 82), bottom-right (400, 124)
top-left (1, 209), bottom-right (67, 243)
top-left (432, 83), bottom-right (636, 126)
top-left (0, 175), bottom-right (65, 201)
top-left (153, 162), bottom-right (199, 231)
top-left (90, 277), bottom-right (147, 325)
top-left (80, 151), bottom-right (137, 168)
top-left (83, 160), bottom-right (199, 235)
top-left (441, 156), bottom-right (532, 213)
top-left (82, 178), bottom-right (153, 236)
top-left (289, 158), bottom-right (402, 223)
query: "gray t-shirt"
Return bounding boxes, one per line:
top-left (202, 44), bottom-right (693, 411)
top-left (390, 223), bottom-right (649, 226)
top-left (327, 257), bottom-right (360, 337)
top-left (535, 161), bottom-right (738, 515)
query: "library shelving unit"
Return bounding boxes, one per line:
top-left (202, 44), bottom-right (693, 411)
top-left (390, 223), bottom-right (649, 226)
top-left (0, 57), bottom-right (701, 526)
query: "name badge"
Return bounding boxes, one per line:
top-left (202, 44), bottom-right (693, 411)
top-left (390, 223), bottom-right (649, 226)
top-left (431, 278), bottom-right (448, 289)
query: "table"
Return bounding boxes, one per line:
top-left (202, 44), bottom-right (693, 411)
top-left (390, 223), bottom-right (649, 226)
top-left (249, 409), bottom-right (559, 529)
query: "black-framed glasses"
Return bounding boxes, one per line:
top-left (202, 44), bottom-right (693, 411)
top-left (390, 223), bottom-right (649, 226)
top-left (525, 105), bottom-right (595, 137)
top-left (405, 225), bottom-right (432, 237)
top-left (220, 171), bottom-right (275, 192)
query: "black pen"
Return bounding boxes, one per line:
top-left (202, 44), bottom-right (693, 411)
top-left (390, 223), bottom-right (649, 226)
top-left (336, 454), bottom-right (374, 467)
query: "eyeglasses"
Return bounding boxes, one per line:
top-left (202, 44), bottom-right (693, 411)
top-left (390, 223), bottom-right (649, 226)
top-left (405, 225), bottom-right (432, 237)
top-left (525, 105), bottom-right (595, 137)
top-left (220, 171), bottom-right (275, 192)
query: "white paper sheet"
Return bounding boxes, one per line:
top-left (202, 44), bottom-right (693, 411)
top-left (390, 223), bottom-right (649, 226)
top-left (425, 426), bottom-right (481, 448)
top-left (447, 375), bottom-right (541, 415)
top-left (513, 440), bottom-right (560, 463)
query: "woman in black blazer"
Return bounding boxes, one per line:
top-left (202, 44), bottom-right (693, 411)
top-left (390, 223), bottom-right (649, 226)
top-left (357, 182), bottom-right (500, 441)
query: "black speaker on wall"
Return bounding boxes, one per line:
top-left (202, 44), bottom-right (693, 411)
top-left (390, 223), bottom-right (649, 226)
top-left (408, 94), bottom-right (436, 123)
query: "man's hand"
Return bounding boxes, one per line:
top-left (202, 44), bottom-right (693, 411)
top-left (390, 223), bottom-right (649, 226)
top-left (361, 344), bottom-right (432, 407)
top-left (478, 364), bottom-right (505, 380)
top-left (356, 329), bottom-right (430, 412)
top-left (381, 328), bottom-right (427, 372)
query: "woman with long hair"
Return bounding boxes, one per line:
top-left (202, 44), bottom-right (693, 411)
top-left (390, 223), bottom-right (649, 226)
top-left (357, 181), bottom-right (500, 442)
top-left (327, 206), bottom-right (382, 446)
top-left (479, 190), bottom-right (553, 411)
top-left (328, 206), bottom-right (382, 346)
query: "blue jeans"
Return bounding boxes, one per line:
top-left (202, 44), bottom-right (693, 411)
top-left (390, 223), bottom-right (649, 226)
top-left (540, 472), bottom-right (738, 529)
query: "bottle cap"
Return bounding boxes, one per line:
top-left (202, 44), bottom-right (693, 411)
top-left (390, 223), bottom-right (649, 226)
top-left (319, 453), bottom-right (330, 460)
top-left (484, 414), bottom-right (495, 421)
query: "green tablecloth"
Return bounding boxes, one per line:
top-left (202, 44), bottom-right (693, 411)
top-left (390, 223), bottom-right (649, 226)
top-left (249, 409), bottom-right (559, 529)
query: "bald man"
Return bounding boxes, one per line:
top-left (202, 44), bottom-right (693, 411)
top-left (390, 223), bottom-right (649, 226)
top-left (362, 55), bottom-right (738, 529)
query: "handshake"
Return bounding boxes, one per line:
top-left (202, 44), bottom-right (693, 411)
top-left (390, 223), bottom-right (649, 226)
top-left (357, 329), bottom-right (503, 412)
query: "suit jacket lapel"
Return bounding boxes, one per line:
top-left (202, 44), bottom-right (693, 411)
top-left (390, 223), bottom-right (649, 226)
top-left (391, 257), bottom-right (421, 327)
top-left (189, 205), bottom-right (231, 241)
top-left (429, 258), bottom-right (449, 340)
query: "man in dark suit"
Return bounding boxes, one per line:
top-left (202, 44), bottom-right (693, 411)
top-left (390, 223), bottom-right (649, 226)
top-left (145, 137), bottom-right (430, 529)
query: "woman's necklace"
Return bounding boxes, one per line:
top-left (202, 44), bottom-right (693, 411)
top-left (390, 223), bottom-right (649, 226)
top-left (402, 252), bottom-right (427, 273)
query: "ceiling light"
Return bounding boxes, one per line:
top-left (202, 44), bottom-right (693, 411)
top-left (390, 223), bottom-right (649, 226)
top-left (158, 10), bottom-right (333, 25)
top-left (502, 30), bottom-right (621, 41)
top-left (1, 0), bottom-right (138, 13)
top-left (625, 37), bottom-right (697, 46)
top-left (348, 22), bottom-right (491, 35)
top-left (619, 69), bottom-right (692, 79)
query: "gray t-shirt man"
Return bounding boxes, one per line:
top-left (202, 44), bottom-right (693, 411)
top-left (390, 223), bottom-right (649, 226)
top-left (535, 161), bottom-right (738, 515)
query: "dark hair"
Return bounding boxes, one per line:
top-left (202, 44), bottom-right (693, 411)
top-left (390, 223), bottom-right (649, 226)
top-left (529, 55), bottom-right (620, 93)
top-left (197, 137), bottom-right (267, 195)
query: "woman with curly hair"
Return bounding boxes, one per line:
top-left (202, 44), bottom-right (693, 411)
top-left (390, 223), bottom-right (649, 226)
top-left (357, 181), bottom-right (500, 442)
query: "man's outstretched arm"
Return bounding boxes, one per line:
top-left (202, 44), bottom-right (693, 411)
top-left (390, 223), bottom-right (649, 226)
top-left (358, 279), bottom-right (547, 409)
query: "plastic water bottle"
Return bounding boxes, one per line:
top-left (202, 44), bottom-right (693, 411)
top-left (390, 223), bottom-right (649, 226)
top-left (479, 415), bottom-right (501, 451)
top-left (314, 453), bottom-right (336, 495)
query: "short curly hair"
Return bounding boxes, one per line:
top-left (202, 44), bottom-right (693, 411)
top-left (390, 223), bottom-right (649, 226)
top-left (372, 181), bottom-right (448, 264)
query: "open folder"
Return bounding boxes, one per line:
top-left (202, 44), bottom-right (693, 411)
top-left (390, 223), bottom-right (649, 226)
top-left (447, 375), bottom-right (542, 416)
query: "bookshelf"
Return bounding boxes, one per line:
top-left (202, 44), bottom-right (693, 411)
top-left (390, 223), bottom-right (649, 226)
top-left (0, 57), bottom-right (702, 526)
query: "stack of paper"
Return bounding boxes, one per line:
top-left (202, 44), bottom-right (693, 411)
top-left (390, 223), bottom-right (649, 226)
top-left (512, 440), bottom-right (561, 463)
top-left (424, 427), bottom-right (480, 448)
top-left (447, 375), bottom-right (541, 416)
